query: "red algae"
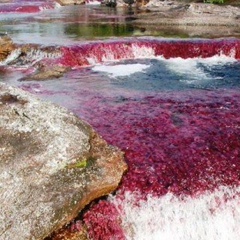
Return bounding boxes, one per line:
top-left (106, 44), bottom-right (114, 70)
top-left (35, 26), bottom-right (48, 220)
top-left (15, 5), bottom-right (42, 13)
top-left (79, 89), bottom-right (240, 238)
top-left (58, 39), bottom-right (240, 67)
top-left (83, 201), bottom-right (126, 240)
top-left (76, 90), bottom-right (240, 198)
top-left (0, 0), bottom-right (56, 13)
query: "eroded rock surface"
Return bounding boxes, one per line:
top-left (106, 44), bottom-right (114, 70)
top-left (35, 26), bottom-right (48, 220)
top-left (0, 83), bottom-right (127, 239)
top-left (20, 65), bottom-right (69, 81)
top-left (56, 0), bottom-right (85, 5)
top-left (130, 1), bottom-right (240, 38)
top-left (0, 34), bottom-right (16, 62)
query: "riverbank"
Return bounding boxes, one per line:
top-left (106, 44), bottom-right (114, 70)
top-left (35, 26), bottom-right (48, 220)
top-left (130, 2), bottom-right (240, 38)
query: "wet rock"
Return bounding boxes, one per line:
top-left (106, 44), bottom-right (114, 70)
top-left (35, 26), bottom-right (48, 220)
top-left (0, 83), bottom-right (127, 239)
top-left (56, 0), bottom-right (85, 5)
top-left (3, 44), bottom-right (66, 80)
top-left (0, 34), bottom-right (16, 62)
top-left (17, 44), bottom-right (62, 67)
top-left (49, 222), bottom-right (88, 240)
top-left (20, 65), bottom-right (70, 81)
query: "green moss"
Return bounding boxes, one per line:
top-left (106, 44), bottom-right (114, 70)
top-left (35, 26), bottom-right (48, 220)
top-left (66, 158), bottom-right (87, 169)
top-left (66, 156), bottom-right (97, 169)
top-left (72, 159), bottom-right (87, 168)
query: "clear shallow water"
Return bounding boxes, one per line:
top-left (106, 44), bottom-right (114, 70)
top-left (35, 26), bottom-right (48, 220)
top-left (91, 57), bottom-right (240, 91)
top-left (0, 5), bottom-right (141, 45)
top-left (2, 55), bottom-right (240, 107)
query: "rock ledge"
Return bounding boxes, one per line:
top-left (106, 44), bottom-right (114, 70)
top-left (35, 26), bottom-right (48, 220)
top-left (0, 83), bottom-right (127, 239)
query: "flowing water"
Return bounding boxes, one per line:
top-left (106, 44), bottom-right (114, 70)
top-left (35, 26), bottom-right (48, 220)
top-left (1, 3), bottom-right (240, 240)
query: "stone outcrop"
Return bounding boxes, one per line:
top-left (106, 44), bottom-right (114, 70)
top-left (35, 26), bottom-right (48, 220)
top-left (0, 83), bottom-right (127, 239)
top-left (55, 0), bottom-right (85, 5)
top-left (187, 3), bottom-right (240, 18)
top-left (129, 1), bottom-right (240, 38)
top-left (20, 65), bottom-right (70, 81)
top-left (0, 34), bottom-right (16, 63)
top-left (135, 1), bottom-right (240, 23)
top-left (0, 41), bottom-right (67, 81)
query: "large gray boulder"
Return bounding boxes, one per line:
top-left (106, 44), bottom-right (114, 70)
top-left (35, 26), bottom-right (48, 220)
top-left (0, 83), bottom-right (127, 239)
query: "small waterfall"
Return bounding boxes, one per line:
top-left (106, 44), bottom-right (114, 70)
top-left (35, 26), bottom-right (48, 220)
top-left (111, 186), bottom-right (240, 240)
top-left (1, 39), bottom-right (239, 70)
top-left (58, 39), bottom-right (240, 68)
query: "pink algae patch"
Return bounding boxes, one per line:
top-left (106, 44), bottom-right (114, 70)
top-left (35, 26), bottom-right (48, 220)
top-left (0, 0), bottom-right (55, 13)
top-left (59, 39), bottom-right (240, 67)
top-left (17, 39), bottom-right (240, 238)
top-left (15, 5), bottom-right (41, 13)
top-left (77, 90), bottom-right (240, 198)
top-left (79, 89), bottom-right (240, 238)
top-left (83, 201), bottom-right (125, 240)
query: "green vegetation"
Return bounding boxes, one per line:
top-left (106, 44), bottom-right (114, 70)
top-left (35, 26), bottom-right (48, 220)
top-left (203, 0), bottom-right (224, 4)
top-left (64, 23), bottom-right (134, 39)
top-left (66, 156), bottom-right (97, 169)
top-left (66, 158), bottom-right (87, 169)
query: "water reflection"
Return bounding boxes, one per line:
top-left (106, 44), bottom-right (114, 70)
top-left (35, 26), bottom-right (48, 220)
top-left (64, 22), bottom-right (134, 38)
top-left (0, 5), bottom-right (141, 45)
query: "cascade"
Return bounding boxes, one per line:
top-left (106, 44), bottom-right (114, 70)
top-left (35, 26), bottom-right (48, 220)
top-left (59, 39), bottom-right (240, 67)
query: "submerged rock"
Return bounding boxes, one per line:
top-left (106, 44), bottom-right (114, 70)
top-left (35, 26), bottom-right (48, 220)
top-left (20, 65), bottom-right (70, 81)
top-left (0, 83), bottom-right (127, 239)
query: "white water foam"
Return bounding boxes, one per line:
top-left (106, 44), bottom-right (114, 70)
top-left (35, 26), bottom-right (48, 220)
top-left (85, 0), bottom-right (101, 5)
top-left (111, 186), bottom-right (240, 240)
top-left (92, 63), bottom-right (150, 77)
top-left (132, 44), bottom-right (155, 59)
top-left (163, 57), bottom-right (210, 83)
top-left (162, 55), bottom-right (237, 83)
top-left (39, 2), bottom-right (62, 11)
top-left (198, 54), bottom-right (237, 66)
top-left (0, 48), bottom-right (21, 66)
